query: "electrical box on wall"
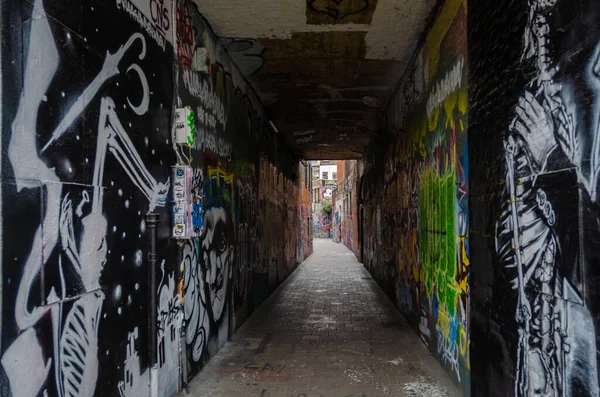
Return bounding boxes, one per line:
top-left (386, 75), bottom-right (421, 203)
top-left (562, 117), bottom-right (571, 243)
top-left (172, 166), bottom-right (193, 238)
top-left (174, 107), bottom-right (195, 146)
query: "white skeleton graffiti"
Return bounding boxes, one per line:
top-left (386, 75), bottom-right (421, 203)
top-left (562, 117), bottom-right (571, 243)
top-left (496, 0), bottom-right (600, 396)
top-left (1, 0), bottom-right (169, 396)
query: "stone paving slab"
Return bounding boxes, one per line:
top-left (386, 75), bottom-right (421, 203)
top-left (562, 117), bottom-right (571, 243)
top-left (186, 239), bottom-right (460, 397)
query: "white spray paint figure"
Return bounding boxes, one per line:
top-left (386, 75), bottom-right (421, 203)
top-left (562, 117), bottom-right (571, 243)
top-left (496, 0), bottom-right (600, 396)
top-left (183, 239), bottom-right (210, 363)
top-left (1, 1), bottom-right (169, 396)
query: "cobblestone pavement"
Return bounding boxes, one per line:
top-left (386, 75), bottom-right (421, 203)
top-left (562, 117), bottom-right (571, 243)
top-left (187, 239), bottom-right (460, 397)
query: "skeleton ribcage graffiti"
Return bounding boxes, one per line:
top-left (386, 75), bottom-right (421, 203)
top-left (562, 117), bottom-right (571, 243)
top-left (59, 293), bottom-right (104, 397)
top-left (0, 0), bottom-right (173, 396)
top-left (495, 0), bottom-right (600, 395)
top-left (496, 139), bottom-right (566, 396)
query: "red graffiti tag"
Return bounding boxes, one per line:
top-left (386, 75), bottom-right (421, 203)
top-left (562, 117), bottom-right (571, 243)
top-left (176, 3), bottom-right (197, 70)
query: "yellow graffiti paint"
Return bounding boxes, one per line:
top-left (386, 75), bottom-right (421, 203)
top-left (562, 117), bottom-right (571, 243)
top-left (428, 105), bottom-right (441, 132)
top-left (426, 0), bottom-right (467, 82)
top-left (459, 325), bottom-right (469, 361)
top-left (457, 87), bottom-right (467, 117)
top-left (457, 235), bottom-right (469, 294)
top-left (443, 90), bottom-right (458, 129)
top-left (437, 306), bottom-right (452, 338)
top-left (207, 166), bottom-right (235, 208)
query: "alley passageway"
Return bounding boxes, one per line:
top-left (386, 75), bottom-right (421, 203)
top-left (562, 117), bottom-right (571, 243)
top-left (187, 240), bottom-right (460, 397)
top-left (8, 0), bottom-right (600, 395)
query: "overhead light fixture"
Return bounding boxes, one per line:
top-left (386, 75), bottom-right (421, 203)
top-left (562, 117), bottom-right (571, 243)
top-left (268, 120), bottom-right (279, 134)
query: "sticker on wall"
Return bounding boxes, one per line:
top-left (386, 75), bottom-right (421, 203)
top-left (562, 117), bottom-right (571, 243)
top-left (172, 166), bottom-right (193, 238)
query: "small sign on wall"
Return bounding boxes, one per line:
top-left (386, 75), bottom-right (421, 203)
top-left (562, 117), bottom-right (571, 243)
top-left (172, 166), bottom-right (193, 238)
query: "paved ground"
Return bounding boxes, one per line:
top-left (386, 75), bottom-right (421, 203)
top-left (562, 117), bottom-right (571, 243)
top-left (187, 239), bottom-right (460, 397)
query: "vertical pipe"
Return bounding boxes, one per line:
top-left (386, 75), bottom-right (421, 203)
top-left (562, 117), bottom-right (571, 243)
top-left (0, 0), bottom-right (3, 353)
top-left (146, 212), bottom-right (160, 367)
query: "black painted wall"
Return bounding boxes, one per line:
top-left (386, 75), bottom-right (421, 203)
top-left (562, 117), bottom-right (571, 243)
top-left (469, 0), bottom-right (600, 395)
top-left (1, 0), bottom-right (178, 396)
top-left (0, 1), bottom-right (311, 396)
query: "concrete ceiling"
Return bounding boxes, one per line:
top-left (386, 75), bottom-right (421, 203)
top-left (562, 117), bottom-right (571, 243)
top-left (196, 0), bottom-right (437, 159)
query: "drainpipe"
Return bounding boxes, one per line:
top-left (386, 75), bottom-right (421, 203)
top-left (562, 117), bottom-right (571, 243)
top-left (146, 212), bottom-right (160, 397)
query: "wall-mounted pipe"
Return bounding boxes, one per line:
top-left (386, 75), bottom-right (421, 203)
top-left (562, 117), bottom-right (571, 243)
top-left (146, 212), bottom-right (160, 397)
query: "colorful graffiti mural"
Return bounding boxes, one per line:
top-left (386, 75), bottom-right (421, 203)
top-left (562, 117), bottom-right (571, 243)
top-left (338, 161), bottom-right (359, 255)
top-left (312, 203), bottom-right (332, 239)
top-left (402, 2), bottom-right (469, 389)
top-left (299, 166), bottom-right (313, 261)
top-left (347, 0), bottom-right (469, 393)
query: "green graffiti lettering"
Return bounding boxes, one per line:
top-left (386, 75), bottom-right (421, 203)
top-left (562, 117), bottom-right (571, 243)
top-left (187, 111), bottom-right (196, 147)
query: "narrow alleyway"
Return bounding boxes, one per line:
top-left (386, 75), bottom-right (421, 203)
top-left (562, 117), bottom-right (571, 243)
top-left (187, 239), bottom-right (460, 397)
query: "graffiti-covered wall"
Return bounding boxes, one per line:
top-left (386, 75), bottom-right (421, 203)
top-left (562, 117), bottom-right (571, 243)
top-left (469, 0), bottom-right (600, 395)
top-left (0, 0), bottom-right (180, 396)
top-left (349, 0), bottom-right (469, 393)
top-left (339, 160), bottom-right (360, 256)
top-left (299, 164), bottom-right (313, 262)
top-left (312, 203), bottom-right (331, 239)
top-left (0, 0), bottom-right (311, 396)
top-left (173, 0), bottom-right (312, 380)
top-left (332, 189), bottom-right (342, 243)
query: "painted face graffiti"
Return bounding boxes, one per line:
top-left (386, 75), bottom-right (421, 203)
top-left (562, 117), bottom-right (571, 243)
top-left (201, 207), bottom-right (234, 322)
top-left (183, 164), bottom-right (236, 368)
